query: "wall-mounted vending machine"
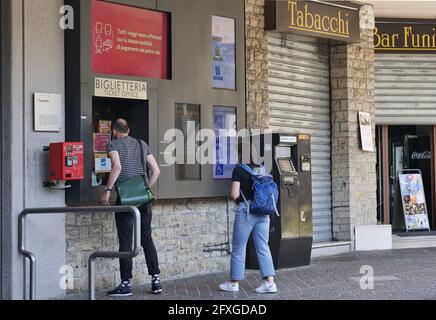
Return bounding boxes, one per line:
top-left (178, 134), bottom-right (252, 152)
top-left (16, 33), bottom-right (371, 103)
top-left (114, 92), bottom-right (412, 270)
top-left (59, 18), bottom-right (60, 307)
top-left (246, 133), bottom-right (313, 269)
top-left (48, 142), bottom-right (84, 188)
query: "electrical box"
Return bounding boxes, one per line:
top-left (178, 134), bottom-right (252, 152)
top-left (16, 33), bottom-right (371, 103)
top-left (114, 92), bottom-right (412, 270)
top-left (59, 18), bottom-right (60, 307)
top-left (49, 142), bottom-right (84, 182)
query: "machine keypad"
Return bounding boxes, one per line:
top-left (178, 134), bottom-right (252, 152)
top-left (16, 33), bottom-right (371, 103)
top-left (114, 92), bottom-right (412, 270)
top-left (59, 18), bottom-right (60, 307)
top-left (278, 159), bottom-right (296, 174)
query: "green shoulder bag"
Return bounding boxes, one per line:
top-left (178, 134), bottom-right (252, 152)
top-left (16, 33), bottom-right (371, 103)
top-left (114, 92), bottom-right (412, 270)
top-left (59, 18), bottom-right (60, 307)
top-left (116, 139), bottom-right (155, 207)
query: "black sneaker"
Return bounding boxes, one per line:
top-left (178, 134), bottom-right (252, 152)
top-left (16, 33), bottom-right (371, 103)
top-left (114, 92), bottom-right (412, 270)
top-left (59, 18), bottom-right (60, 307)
top-left (151, 275), bottom-right (163, 295)
top-left (107, 282), bottom-right (133, 297)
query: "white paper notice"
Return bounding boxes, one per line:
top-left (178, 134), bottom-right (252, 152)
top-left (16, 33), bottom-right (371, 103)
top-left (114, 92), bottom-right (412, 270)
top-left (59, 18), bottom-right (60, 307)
top-left (34, 93), bottom-right (63, 132)
top-left (358, 111), bottom-right (374, 152)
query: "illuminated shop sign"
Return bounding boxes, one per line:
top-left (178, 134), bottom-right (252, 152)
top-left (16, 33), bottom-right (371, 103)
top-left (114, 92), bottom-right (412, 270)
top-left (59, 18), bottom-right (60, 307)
top-left (375, 19), bottom-right (436, 53)
top-left (265, 0), bottom-right (360, 43)
top-left (95, 77), bottom-right (148, 100)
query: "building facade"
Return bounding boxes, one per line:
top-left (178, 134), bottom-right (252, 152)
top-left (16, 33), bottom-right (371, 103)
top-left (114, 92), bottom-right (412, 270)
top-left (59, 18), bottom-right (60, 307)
top-left (1, 0), bottom-right (379, 299)
top-left (374, 18), bottom-right (436, 234)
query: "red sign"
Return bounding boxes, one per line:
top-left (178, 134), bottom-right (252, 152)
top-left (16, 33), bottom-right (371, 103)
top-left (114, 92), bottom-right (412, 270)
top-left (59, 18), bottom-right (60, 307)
top-left (92, 0), bottom-right (169, 79)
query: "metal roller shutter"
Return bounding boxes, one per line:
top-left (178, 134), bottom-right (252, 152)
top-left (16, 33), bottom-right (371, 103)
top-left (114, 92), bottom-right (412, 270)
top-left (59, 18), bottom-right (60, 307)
top-left (267, 32), bottom-right (332, 243)
top-left (376, 54), bottom-right (436, 125)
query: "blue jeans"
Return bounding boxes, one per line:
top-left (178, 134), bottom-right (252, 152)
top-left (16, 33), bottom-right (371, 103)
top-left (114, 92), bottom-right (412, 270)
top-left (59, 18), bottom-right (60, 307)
top-left (231, 202), bottom-right (276, 281)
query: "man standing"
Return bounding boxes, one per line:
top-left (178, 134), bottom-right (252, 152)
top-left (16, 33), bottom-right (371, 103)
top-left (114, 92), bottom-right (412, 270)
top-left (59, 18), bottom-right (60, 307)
top-left (101, 119), bottom-right (162, 297)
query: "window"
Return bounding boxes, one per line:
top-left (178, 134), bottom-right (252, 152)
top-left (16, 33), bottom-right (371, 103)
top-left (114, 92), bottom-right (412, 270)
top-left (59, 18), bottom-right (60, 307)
top-left (175, 103), bottom-right (201, 181)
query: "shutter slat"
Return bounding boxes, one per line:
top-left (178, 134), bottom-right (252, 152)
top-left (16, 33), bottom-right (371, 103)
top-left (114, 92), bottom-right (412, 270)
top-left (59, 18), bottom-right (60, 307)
top-left (268, 33), bottom-right (332, 243)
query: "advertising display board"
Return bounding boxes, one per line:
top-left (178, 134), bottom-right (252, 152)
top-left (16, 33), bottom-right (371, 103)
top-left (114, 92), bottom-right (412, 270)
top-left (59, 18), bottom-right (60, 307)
top-left (212, 16), bottom-right (236, 90)
top-left (92, 0), bottom-right (169, 79)
top-left (398, 172), bottom-right (431, 231)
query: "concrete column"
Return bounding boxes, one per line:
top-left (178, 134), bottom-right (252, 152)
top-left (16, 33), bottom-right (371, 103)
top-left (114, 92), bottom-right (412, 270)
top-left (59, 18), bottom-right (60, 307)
top-left (330, 3), bottom-right (377, 244)
top-left (1, 0), bottom-right (67, 299)
top-left (1, 0), bottom-right (25, 300)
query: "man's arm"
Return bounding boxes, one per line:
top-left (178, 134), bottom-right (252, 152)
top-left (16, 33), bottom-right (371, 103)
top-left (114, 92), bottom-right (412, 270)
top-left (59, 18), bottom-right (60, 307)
top-left (146, 154), bottom-right (161, 188)
top-left (101, 151), bottom-right (122, 205)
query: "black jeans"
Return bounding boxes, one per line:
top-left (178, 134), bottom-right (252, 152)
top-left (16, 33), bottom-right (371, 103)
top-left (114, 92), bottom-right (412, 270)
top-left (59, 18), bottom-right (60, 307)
top-left (115, 204), bottom-right (160, 281)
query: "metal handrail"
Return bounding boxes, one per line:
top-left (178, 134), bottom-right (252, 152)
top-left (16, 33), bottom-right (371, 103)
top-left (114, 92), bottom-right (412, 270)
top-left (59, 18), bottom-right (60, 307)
top-left (19, 206), bottom-right (141, 300)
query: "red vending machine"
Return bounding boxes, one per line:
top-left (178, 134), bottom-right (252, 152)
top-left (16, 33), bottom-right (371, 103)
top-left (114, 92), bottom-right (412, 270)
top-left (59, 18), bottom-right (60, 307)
top-left (48, 142), bottom-right (84, 188)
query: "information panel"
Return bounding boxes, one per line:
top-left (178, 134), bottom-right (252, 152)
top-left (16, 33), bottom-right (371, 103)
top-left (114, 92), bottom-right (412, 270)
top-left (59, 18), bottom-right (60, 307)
top-left (92, 0), bottom-right (169, 79)
top-left (213, 106), bottom-right (237, 179)
top-left (212, 16), bottom-right (236, 90)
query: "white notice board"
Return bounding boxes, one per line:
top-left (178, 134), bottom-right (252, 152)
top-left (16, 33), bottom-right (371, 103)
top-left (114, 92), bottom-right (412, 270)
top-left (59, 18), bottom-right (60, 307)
top-left (34, 93), bottom-right (63, 132)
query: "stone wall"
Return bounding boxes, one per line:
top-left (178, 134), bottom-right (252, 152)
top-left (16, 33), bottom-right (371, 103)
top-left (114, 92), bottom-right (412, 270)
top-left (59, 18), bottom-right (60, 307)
top-left (330, 3), bottom-right (377, 244)
top-left (66, 199), bottom-right (234, 293)
top-left (245, 0), bottom-right (269, 129)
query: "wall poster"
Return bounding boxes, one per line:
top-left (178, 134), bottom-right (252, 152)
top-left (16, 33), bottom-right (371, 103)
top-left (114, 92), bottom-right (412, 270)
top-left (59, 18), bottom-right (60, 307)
top-left (213, 106), bottom-right (237, 179)
top-left (358, 111), bottom-right (374, 152)
top-left (212, 16), bottom-right (236, 90)
top-left (398, 173), bottom-right (431, 231)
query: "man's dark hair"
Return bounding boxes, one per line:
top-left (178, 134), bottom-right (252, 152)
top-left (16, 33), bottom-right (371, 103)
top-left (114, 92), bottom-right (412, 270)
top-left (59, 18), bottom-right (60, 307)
top-left (113, 119), bottom-right (130, 134)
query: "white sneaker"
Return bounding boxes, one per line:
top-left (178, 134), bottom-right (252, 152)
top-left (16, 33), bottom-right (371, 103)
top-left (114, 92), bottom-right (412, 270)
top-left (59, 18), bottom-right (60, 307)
top-left (256, 282), bottom-right (278, 294)
top-left (219, 281), bottom-right (239, 292)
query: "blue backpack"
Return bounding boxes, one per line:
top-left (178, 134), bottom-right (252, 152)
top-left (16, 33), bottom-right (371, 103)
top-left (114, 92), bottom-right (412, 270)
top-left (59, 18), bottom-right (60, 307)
top-left (239, 164), bottom-right (280, 216)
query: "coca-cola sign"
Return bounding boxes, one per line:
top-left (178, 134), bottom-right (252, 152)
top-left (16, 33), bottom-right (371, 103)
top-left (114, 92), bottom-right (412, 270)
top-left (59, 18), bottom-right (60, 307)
top-left (411, 151), bottom-right (431, 160)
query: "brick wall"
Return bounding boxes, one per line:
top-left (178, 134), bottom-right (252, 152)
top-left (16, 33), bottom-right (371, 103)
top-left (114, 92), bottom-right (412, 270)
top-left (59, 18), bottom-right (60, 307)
top-left (245, 0), bottom-right (269, 129)
top-left (330, 3), bottom-right (377, 243)
top-left (66, 199), bottom-right (234, 293)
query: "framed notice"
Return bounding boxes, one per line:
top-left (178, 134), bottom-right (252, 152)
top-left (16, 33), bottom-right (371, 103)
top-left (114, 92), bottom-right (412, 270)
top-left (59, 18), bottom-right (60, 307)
top-left (34, 93), bottom-right (63, 132)
top-left (212, 16), bottom-right (236, 90)
top-left (358, 112), bottom-right (374, 152)
top-left (398, 172), bottom-right (431, 231)
top-left (213, 106), bottom-right (237, 179)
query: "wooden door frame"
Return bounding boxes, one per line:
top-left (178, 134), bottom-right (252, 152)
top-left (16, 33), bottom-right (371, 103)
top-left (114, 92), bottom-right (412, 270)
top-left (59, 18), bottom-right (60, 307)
top-left (381, 125), bottom-right (436, 229)
top-left (431, 126), bottom-right (436, 229)
top-left (381, 125), bottom-right (390, 225)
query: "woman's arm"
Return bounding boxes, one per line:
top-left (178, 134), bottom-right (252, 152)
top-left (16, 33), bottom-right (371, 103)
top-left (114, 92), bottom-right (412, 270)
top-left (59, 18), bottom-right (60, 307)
top-left (230, 181), bottom-right (241, 201)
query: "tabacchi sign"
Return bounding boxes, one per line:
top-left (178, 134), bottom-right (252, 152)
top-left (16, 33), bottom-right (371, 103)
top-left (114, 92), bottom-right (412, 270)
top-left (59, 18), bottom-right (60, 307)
top-left (375, 19), bottom-right (436, 53)
top-left (265, 0), bottom-right (360, 43)
top-left (92, 0), bottom-right (169, 79)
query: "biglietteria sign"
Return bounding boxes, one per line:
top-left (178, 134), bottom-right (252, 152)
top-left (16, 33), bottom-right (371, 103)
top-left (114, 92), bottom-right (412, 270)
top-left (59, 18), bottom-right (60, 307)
top-left (265, 0), bottom-right (360, 43)
top-left (95, 78), bottom-right (148, 100)
top-left (375, 19), bottom-right (436, 53)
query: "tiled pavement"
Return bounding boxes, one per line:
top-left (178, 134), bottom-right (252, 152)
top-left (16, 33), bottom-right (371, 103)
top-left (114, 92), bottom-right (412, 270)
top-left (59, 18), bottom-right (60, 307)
top-left (69, 248), bottom-right (436, 300)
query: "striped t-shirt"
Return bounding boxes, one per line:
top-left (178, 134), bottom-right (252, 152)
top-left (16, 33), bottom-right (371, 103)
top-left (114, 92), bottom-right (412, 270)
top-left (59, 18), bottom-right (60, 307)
top-left (107, 136), bottom-right (152, 182)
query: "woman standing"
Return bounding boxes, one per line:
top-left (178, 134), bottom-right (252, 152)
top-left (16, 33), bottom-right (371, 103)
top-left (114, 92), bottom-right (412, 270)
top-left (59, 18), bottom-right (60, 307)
top-left (219, 155), bottom-right (278, 294)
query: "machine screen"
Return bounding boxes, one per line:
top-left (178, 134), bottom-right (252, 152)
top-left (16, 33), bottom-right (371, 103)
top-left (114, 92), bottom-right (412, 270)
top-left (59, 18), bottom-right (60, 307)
top-left (276, 147), bottom-right (291, 159)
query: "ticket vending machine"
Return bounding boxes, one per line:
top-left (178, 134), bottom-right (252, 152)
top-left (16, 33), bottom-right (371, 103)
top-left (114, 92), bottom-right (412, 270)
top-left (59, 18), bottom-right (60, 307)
top-left (246, 133), bottom-right (313, 269)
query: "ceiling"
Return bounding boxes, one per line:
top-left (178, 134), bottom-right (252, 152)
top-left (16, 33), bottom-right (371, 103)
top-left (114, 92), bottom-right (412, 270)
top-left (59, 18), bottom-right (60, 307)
top-left (366, 0), bottom-right (436, 19)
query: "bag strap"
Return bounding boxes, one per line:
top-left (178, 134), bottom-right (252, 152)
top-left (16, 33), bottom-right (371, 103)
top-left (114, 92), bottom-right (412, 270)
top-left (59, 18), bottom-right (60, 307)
top-left (240, 164), bottom-right (255, 176)
top-left (136, 138), bottom-right (146, 176)
top-left (240, 164), bottom-right (268, 177)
